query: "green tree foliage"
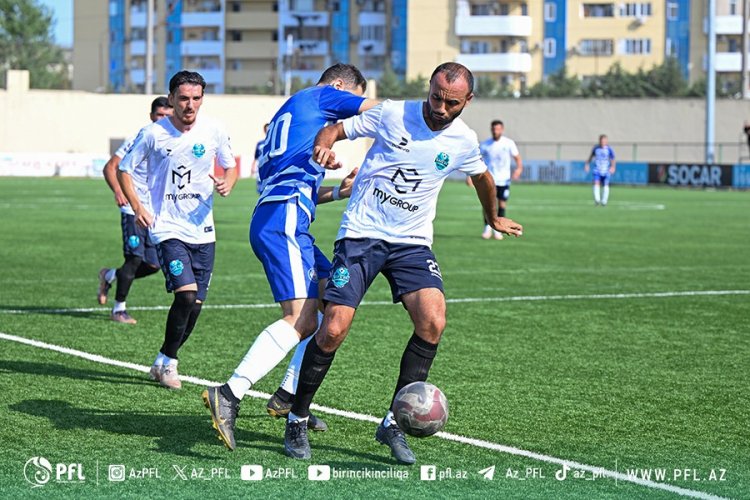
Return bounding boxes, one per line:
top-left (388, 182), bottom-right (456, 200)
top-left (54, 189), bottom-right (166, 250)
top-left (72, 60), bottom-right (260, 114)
top-left (0, 0), bottom-right (69, 89)
top-left (376, 68), bottom-right (429, 98)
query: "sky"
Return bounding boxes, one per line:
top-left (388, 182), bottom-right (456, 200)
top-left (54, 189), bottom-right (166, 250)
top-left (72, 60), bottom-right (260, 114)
top-left (39, 0), bottom-right (73, 48)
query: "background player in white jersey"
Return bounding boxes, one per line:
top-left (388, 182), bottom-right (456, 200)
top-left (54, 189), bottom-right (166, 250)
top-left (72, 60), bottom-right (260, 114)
top-left (118, 71), bottom-right (237, 390)
top-left (584, 134), bottom-right (616, 206)
top-left (250, 123), bottom-right (269, 195)
top-left (283, 62), bottom-right (523, 464)
top-left (471, 119), bottom-right (523, 240)
top-left (203, 64), bottom-right (378, 451)
top-left (97, 97), bottom-right (173, 324)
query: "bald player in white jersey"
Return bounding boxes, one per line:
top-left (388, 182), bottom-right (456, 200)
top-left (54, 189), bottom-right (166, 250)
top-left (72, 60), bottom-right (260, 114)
top-left (282, 62), bottom-right (524, 464)
top-left (118, 70), bottom-right (237, 390)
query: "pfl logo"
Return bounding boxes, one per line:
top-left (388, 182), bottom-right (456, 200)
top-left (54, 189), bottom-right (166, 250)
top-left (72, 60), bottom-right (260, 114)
top-left (24, 457), bottom-right (85, 488)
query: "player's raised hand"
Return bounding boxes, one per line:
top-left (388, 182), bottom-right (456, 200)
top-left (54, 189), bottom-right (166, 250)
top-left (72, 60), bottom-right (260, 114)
top-left (209, 173), bottom-right (232, 197)
top-left (338, 167), bottom-right (359, 198)
top-left (134, 207), bottom-right (154, 229)
top-left (313, 145), bottom-right (340, 169)
top-left (491, 217), bottom-right (523, 237)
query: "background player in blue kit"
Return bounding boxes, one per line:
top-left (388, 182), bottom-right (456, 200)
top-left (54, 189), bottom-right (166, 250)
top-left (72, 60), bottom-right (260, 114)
top-left (282, 62), bottom-right (523, 464)
top-left (584, 134), bottom-right (616, 206)
top-left (250, 122), bottom-right (269, 195)
top-left (203, 64), bottom-right (379, 451)
top-left (97, 96), bottom-right (173, 324)
top-left (118, 71), bottom-right (237, 390)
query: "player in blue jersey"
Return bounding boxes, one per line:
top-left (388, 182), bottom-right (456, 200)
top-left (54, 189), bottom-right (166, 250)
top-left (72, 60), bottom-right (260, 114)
top-left (203, 64), bottom-right (379, 451)
top-left (584, 134), bottom-right (616, 206)
top-left (283, 62), bottom-right (523, 464)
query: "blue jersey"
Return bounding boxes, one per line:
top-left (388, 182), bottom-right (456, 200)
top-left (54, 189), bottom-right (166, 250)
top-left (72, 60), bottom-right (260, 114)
top-left (256, 85), bottom-right (365, 220)
top-left (590, 145), bottom-right (615, 175)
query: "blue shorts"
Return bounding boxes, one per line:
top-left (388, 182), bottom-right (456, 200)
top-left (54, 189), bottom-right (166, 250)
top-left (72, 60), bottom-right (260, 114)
top-left (156, 239), bottom-right (215, 302)
top-left (121, 213), bottom-right (158, 266)
top-left (250, 199), bottom-right (332, 303)
top-left (593, 172), bottom-right (611, 185)
top-left (324, 238), bottom-right (444, 309)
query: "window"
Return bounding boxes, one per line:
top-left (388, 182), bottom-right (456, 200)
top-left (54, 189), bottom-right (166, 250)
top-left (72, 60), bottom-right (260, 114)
top-left (231, 1), bottom-right (240, 12)
top-left (519, 40), bottom-right (529, 53)
top-left (544, 2), bottom-right (556, 21)
top-left (582, 3), bottom-right (615, 17)
top-left (579, 39), bottom-right (614, 55)
top-left (543, 38), bottom-right (556, 57)
top-left (230, 30), bottom-right (242, 42)
top-left (499, 4), bottom-right (509, 15)
top-left (620, 3), bottom-right (652, 18)
top-left (620, 38), bottom-right (651, 55)
top-left (665, 38), bottom-right (674, 56)
top-left (729, 38), bottom-right (739, 53)
top-left (730, 0), bottom-right (738, 15)
top-left (360, 25), bottom-right (385, 41)
top-left (521, 3), bottom-right (528, 15)
top-left (471, 4), bottom-right (491, 15)
top-left (667, 2), bottom-right (678, 20)
top-left (500, 39), bottom-right (508, 53)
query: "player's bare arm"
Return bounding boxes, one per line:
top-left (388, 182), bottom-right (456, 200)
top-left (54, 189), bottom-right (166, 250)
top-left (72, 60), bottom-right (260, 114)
top-left (318, 167), bottom-right (358, 204)
top-left (512, 154), bottom-right (524, 181)
top-left (471, 170), bottom-right (523, 237)
top-left (610, 158), bottom-right (617, 174)
top-left (584, 152), bottom-right (594, 172)
top-left (358, 98), bottom-right (380, 114)
top-left (117, 170), bottom-right (153, 228)
top-left (103, 155), bottom-right (129, 207)
top-left (209, 167), bottom-right (238, 198)
top-left (313, 122), bottom-right (347, 169)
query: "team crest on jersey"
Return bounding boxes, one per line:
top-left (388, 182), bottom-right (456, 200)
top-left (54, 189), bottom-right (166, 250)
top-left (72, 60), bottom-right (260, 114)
top-left (128, 235), bottom-right (140, 248)
top-left (307, 268), bottom-right (318, 283)
top-left (192, 143), bottom-right (206, 158)
top-left (169, 259), bottom-right (184, 277)
top-left (434, 152), bottom-right (450, 171)
top-left (331, 266), bottom-right (350, 288)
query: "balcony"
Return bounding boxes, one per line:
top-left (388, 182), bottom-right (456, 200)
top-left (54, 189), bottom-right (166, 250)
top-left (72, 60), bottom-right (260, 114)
top-left (712, 52), bottom-right (750, 72)
top-left (226, 11), bottom-right (278, 30)
top-left (182, 11), bottom-right (223, 27)
top-left (129, 40), bottom-right (156, 56)
top-left (226, 41), bottom-right (277, 59)
top-left (181, 40), bottom-right (223, 56)
top-left (281, 39), bottom-right (329, 57)
top-left (705, 15), bottom-right (747, 35)
top-left (358, 40), bottom-right (386, 56)
top-left (455, 52), bottom-right (532, 73)
top-left (280, 11), bottom-right (329, 27)
top-left (129, 69), bottom-right (156, 85)
top-left (455, 14), bottom-right (532, 37)
top-left (358, 12), bottom-right (386, 26)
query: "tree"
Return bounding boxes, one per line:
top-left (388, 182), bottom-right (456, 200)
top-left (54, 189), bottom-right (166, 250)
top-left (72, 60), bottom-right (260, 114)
top-left (377, 68), bottom-right (403, 98)
top-left (0, 0), bottom-right (69, 89)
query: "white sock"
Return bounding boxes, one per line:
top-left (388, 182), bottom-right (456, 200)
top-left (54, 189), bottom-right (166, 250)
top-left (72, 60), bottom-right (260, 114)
top-left (113, 301), bottom-right (126, 313)
top-left (288, 411), bottom-right (309, 423)
top-left (280, 312), bottom-right (323, 395)
top-left (602, 185), bottom-right (610, 204)
top-left (105, 268), bottom-right (117, 283)
top-left (227, 319), bottom-right (301, 400)
top-left (164, 356), bottom-right (177, 367)
top-left (593, 184), bottom-right (601, 204)
top-left (382, 410), bottom-right (397, 428)
top-left (153, 352), bottom-right (167, 367)
top-left (483, 224), bottom-right (491, 233)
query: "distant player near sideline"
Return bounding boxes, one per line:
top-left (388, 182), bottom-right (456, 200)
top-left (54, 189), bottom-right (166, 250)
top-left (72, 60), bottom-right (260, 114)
top-left (203, 64), bottom-right (378, 451)
top-left (250, 123), bottom-right (269, 195)
top-left (584, 134), bottom-right (616, 206)
top-left (118, 71), bottom-right (237, 389)
top-left (282, 62), bottom-right (523, 464)
top-left (469, 119), bottom-right (523, 240)
top-left (98, 97), bottom-right (173, 324)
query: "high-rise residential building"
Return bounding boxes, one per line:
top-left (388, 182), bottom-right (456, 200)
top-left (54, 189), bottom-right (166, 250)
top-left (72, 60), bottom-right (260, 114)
top-left (73, 1), bottom-right (749, 95)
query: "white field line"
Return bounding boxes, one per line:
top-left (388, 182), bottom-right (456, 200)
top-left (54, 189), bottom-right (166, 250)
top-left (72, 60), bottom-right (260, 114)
top-left (0, 331), bottom-right (729, 500)
top-left (1, 289), bottom-right (748, 315)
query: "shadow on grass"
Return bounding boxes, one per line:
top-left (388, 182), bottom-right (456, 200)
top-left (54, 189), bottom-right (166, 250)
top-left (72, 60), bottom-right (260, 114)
top-left (0, 305), bottom-right (109, 321)
top-left (0, 360), bottom-right (149, 386)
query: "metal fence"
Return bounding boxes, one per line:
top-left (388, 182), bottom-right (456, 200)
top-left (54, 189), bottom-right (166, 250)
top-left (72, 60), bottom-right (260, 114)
top-left (517, 140), bottom-right (750, 164)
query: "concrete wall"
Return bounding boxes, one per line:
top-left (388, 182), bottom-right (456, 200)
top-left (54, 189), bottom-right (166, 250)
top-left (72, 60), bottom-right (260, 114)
top-left (4, 70), bottom-right (750, 164)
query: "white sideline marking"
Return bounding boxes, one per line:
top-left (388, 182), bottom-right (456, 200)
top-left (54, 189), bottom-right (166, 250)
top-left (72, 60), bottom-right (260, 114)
top-left (1, 289), bottom-right (748, 315)
top-left (0, 331), bottom-right (727, 500)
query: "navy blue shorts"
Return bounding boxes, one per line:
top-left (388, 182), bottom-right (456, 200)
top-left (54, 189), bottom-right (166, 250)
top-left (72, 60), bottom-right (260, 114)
top-left (156, 239), bottom-right (215, 302)
top-left (250, 200), bottom-right (332, 302)
top-left (324, 238), bottom-right (444, 309)
top-left (121, 213), bottom-right (158, 266)
top-left (495, 185), bottom-right (510, 201)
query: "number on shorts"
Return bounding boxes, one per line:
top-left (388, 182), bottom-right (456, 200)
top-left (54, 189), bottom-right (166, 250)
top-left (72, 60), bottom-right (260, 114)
top-left (427, 259), bottom-right (442, 279)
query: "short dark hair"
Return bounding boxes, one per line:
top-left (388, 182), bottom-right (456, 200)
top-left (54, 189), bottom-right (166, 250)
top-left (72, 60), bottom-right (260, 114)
top-left (430, 62), bottom-right (474, 94)
top-left (599, 134), bottom-right (608, 141)
top-left (491, 119), bottom-right (504, 127)
top-left (169, 70), bottom-right (206, 94)
top-left (318, 63), bottom-right (367, 92)
top-left (151, 96), bottom-right (171, 114)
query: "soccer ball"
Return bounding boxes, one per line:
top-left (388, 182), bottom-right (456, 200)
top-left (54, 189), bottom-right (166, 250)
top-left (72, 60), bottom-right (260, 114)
top-left (392, 381), bottom-right (449, 437)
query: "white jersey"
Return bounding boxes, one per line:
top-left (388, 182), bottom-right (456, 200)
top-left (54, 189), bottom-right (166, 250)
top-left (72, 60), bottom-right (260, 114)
top-left (115, 130), bottom-right (147, 216)
top-left (118, 115), bottom-right (235, 245)
top-left (339, 100), bottom-right (487, 247)
top-left (480, 136), bottom-right (519, 186)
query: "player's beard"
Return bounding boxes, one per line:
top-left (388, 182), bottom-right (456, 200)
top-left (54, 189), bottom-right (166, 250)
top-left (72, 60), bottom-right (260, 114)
top-left (424, 101), bottom-right (465, 129)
